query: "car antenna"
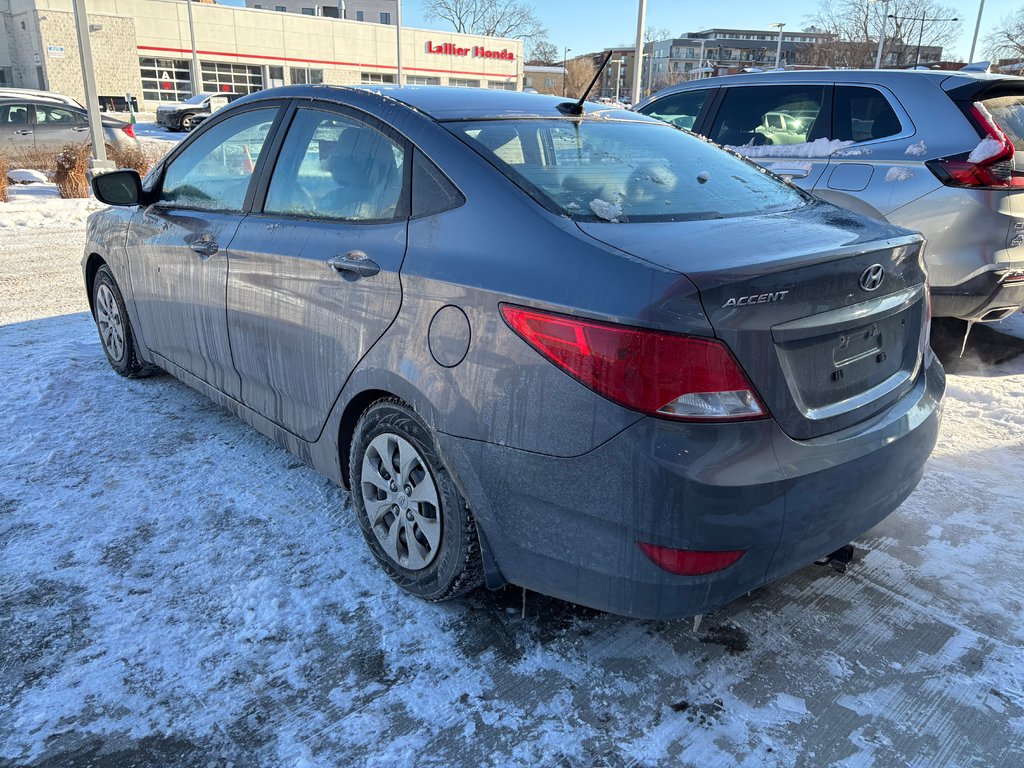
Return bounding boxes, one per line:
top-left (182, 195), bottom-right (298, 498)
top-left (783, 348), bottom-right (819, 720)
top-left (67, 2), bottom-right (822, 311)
top-left (557, 50), bottom-right (614, 116)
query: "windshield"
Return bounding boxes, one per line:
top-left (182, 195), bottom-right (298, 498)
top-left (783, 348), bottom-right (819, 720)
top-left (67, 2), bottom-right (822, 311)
top-left (183, 94), bottom-right (211, 106)
top-left (451, 118), bottom-right (806, 223)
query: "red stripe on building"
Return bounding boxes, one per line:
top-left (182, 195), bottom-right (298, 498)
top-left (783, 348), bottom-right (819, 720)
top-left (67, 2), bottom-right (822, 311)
top-left (136, 45), bottom-right (517, 79)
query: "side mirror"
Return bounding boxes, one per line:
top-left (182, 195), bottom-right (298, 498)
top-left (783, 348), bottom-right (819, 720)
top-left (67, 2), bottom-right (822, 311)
top-left (92, 169), bottom-right (142, 206)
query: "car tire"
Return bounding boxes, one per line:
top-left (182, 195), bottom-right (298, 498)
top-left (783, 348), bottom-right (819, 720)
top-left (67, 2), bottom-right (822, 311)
top-left (349, 398), bottom-right (484, 601)
top-left (179, 113), bottom-right (196, 131)
top-left (92, 265), bottom-right (153, 378)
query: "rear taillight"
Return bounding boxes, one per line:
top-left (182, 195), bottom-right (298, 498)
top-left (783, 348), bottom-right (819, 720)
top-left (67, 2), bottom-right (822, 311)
top-left (121, 123), bottom-right (135, 139)
top-left (927, 103), bottom-right (1024, 189)
top-left (637, 542), bottom-right (746, 576)
top-left (500, 304), bottom-right (766, 421)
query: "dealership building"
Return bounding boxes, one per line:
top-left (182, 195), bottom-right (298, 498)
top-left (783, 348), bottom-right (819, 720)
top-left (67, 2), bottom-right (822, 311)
top-left (0, 0), bottom-right (522, 108)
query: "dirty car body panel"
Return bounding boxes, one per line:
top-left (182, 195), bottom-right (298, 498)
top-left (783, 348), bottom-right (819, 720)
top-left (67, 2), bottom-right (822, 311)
top-left (83, 85), bottom-right (944, 619)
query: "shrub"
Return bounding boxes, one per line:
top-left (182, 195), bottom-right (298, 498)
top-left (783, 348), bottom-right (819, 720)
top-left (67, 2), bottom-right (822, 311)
top-left (109, 143), bottom-right (154, 176)
top-left (53, 142), bottom-right (92, 199)
top-left (0, 151), bottom-right (8, 203)
top-left (8, 147), bottom-right (56, 176)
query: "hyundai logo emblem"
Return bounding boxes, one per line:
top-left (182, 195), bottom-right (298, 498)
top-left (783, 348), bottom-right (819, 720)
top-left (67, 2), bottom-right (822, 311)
top-left (860, 264), bottom-right (885, 292)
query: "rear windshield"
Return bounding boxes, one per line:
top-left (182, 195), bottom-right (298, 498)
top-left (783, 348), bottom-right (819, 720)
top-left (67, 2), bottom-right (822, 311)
top-left (982, 95), bottom-right (1024, 151)
top-left (451, 119), bottom-right (806, 223)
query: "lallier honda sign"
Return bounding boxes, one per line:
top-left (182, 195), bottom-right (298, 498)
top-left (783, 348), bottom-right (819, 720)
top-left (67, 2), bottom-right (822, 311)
top-left (426, 41), bottom-right (516, 61)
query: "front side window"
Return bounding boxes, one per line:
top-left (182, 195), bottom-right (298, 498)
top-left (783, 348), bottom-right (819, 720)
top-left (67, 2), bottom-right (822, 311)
top-left (639, 88), bottom-right (710, 131)
top-left (160, 108), bottom-right (277, 211)
top-left (453, 118), bottom-right (805, 223)
top-left (833, 86), bottom-right (902, 142)
top-left (264, 109), bottom-right (406, 221)
top-left (709, 85), bottom-right (826, 148)
top-left (0, 103), bottom-right (30, 124)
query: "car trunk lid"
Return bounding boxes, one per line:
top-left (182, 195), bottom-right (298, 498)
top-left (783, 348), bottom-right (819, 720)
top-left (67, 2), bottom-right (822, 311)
top-left (577, 202), bottom-right (929, 439)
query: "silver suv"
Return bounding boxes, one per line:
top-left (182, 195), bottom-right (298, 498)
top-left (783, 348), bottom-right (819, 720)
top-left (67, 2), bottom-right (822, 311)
top-left (636, 70), bottom-right (1024, 322)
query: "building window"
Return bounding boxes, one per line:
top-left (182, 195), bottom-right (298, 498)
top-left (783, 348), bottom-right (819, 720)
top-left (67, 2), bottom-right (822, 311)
top-left (524, 76), bottom-right (534, 87)
top-left (356, 10), bottom-right (363, 20)
top-left (140, 57), bottom-right (192, 103)
top-left (253, 3), bottom-right (262, 7)
top-left (406, 75), bottom-right (441, 85)
top-left (361, 72), bottom-right (396, 84)
top-left (380, 12), bottom-right (390, 24)
top-left (268, 66), bottom-right (284, 87)
top-left (201, 61), bottom-right (264, 95)
top-left (322, 5), bottom-right (338, 17)
top-left (544, 77), bottom-right (554, 88)
top-left (488, 81), bottom-right (515, 90)
top-left (301, 7), bottom-right (315, 15)
top-left (449, 78), bottom-right (481, 88)
top-left (275, 5), bottom-right (286, 11)
top-left (290, 67), bottom-right (323, 84)
top-left (0, 67), bottom-right (14, 86)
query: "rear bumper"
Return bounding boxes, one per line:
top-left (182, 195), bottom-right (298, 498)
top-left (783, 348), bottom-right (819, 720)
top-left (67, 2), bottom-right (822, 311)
top-left (440, 358), bottom-right (944, 620)
top-left (930, 268), bottom-right (1024, 322)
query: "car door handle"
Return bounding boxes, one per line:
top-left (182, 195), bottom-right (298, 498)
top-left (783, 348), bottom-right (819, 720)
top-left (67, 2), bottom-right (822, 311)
top-left (188, 236), bottom-right (219, 257)
top-left (14, 129), bottom-right (32, 136)
top-left (327, 251), bottom-right (380, 278)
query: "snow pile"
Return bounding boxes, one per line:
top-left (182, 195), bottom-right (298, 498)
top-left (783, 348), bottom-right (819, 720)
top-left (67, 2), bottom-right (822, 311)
top-left (967, 137), bottom-right (1007, 163)
top-left (885, 167), bottom-right (915, 182)
top-left (589, 197), bottom-right (623, 222)
top-left (0, 183), bottom-right (103, 231)
top-left (905, 141), bottom-right (928, 157)
top-left (767, 161), bottom-right (813, 175)
top-left (7, 169), bottom-right (48, 184)
top-left (728, 138), bottom-right (854, 159)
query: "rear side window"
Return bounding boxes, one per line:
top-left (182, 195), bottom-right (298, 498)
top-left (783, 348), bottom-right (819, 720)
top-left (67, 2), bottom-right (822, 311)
top-left (981, 95), bottom-right (1024, 151)
top-left (412, 149), bottom-right (463, 217)
top-left (708, 85), bottom-right (827, 149)
top-left (452, 119), bottom-right (805, 223)
top-left (264, 109), bottom-right (406, 221)
top-left (639, 89), bottom-right (710, 131)
top-left (833, 86), bottom-right (902, 142)
top-left (0, 103), bottom-right (30, 124)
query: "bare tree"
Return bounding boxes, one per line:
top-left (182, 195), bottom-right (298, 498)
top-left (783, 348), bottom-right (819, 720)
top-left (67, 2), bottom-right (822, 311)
top-left (564, 57), bottom-right (597, 100)
top-left (806, 0), bottom-right (960, 67)
top-left (644, 26), bottom-right (672, 45)
top-left (985, 8), bottom-right (1024, 62)
top-left (424, 0), bottom-right (546, 41)
top-left (527, 37), bottom-right (560, 65)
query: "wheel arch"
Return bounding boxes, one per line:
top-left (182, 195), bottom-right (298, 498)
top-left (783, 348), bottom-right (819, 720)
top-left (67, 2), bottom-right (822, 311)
top-left (84, 252), bottom-right (107, 314)
top-left (338, 388), bottom-right (394, 491)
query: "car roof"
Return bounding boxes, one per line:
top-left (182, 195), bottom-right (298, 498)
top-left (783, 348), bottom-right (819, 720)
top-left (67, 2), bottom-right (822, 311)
top-left (235, 84), bottom-right (653, 122)
top-left (639, 69), bottom-right (1024, 104)
top-left (0, 97), bottom-right (82, 110)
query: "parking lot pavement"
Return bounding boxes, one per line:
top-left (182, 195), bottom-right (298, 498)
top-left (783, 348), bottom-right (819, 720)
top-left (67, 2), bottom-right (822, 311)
top-left (1, 213), bottom-right (1023, 767)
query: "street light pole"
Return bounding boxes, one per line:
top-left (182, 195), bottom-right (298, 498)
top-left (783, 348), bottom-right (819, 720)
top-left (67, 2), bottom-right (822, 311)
top-left (887, 13), bottom-right (959, 67)
top-left (395, 0), bottom-right (403, 85)
top-left (631, 0), bottom-right (646, 104)
top-left (562, 47), bottom-right (570, 96)
top-left (185, 0), bottom-right (201, 96)
top-left (770, 22), bottom-right (785, 69)
top-left (71, 0), bottom-right (112, 170)
top-left (872, 0), bottom-right (889, 68)
top-left (968, 0), bottom-right (985, 62)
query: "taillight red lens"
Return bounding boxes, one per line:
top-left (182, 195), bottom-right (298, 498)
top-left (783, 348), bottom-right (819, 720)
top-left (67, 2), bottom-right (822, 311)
top-left (928, 103), bottom-right (1023, 189)
top-left (637, 542), bottom-right (746, 576)
top-left (121, 123), bottom-right (136, 139)
top-left (500, 304), bottom-right (766, 421)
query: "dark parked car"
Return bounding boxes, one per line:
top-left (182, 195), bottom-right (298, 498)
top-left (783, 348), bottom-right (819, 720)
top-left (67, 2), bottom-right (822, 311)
top-left (0, 97), bottom-right (137, 153)
top-left (84, 86), bottom-right (944, 619)
top-left (155, 92), bottom-right (243, 132)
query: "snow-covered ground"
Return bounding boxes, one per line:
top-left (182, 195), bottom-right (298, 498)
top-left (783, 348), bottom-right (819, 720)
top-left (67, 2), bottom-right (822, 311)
top-left (1, 189), bottom-right (1024, 766)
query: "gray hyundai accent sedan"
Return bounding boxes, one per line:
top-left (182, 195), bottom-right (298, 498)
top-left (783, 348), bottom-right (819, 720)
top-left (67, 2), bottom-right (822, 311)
top-left (84, 86), bottom-right (944, 619)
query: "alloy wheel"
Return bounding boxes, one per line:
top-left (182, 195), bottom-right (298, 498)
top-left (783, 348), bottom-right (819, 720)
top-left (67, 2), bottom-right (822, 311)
top-left (360, 432), bottom-right (442, 571)
top-left (95, 283), bottom-right (125, 362)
